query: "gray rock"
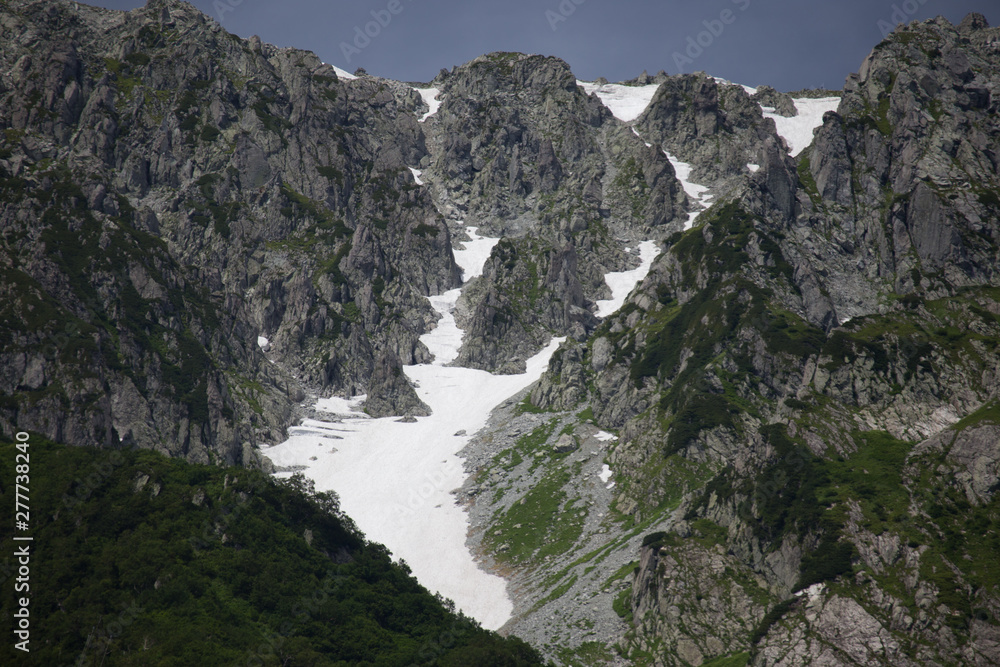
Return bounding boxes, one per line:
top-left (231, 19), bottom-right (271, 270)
top-left (362, 350), bottom-right (430, 418)
top-left (552, 434), bottom-right (578, 453)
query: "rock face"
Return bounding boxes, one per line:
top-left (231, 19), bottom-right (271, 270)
top-left (0, 0), bottom-right (461, 460)
top-left (523, 13), bottom-right (1000, 666)
top-left (421, 52), bottom-right (690, 372)
top-left (634, 73), bottom-right (786, 188)
top-left (361, 350), bottom-right (430, 418)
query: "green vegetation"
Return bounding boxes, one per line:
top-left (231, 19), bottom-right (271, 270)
top-left (749, 598), bottom-right (796, 647)
top-left (410, 223), bottom-right (440, 238)
top-left (514, 394), bottom-right (548, 415)
top-left (796, 152), bottom-right (824, 209)
top-left (0, 440), bottom-right (546, 666)
top-left (556, 641), bottom-right (617, 666)
top-left (612, 157), bottom-right (650, 218)
top-left (317, 164), bottom-right (344, 186)
top-left (700, 652), bottom-right (751, 667)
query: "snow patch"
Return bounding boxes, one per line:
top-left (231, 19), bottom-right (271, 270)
top-left (747, 163), bottom-right (760, 173)
top-left (665, 151), bottom-right (713, 230)
top-left (595, 240), bottom-right (661, 318)
top-left (453, 227), bottom-right (500, 281)
top-left (577, 81), bottom-right (661, 123)
top-left (422, 288), bottom-right (464, 367)
top-left (631, 127), bottom-right (652, 147)
top-left (257, 335), bottom-right (269, 349)
top-left (594, 430), bottom-right (618, 442)
top-left (763, 97), bottom-right (840, 157)
top-left (598, 464), bottom-right (613, 484)
top-left (315, 395), bottom-right (367, 416)
top-left (409, 167), bottom-right (424, 185)
top-left (713, 76), bottom-right (757, 95)
top-left (795, 582), bottom-right (827, 599)
top-left (414, 87), bottom-right (442, 122)
top-left (332, 65), bottom-right (356, 80)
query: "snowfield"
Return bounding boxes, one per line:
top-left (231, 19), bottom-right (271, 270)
top-left (265, 224), bottom-right (559, 630)
top-left (577, 80), bottom-right (661, 122)
top-left (764, 97), bottom-right (841, 156)
top-left (332, 65), bottom-right (356, 80)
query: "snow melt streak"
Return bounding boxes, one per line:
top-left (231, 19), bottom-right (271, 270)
top-left (665, 152), bottom-right (713, 230)
top-left (595, 240), bottom-right (661, 318)
top-left (414, 87), bottom-right (442, 122)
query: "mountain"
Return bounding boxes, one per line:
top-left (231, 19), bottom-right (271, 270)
top-left (2, 0), bottom-right (999, 665)
top-left (523, 11), bottom-right (1000, 666)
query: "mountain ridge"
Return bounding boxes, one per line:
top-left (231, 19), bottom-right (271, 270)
top-left (2, 0), bottom-right (1000, 664)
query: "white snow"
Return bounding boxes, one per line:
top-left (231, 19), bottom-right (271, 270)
top-left (314, 395), bottom-right (366, 416)
top-left (599, 464), bottom-right (615, 489)
top-left (422, 289), bottom-right (464, 366)
top-left (795, 582), bottom-right (827, 599)
top-left (264, 222), bottom-right (567, 630)
top-left (257, 335), bottom-right (269, 349)
top-left (598, 464), bottom-right (613, 484)
top-left (763, 97), bottom-right (840, 157)
top-left (577, 80), bottom-right (661, 123)
top-left (409, 167), bottom-right (424, 185)
top-left (747, 163), bottom-right (760, 173)
top-left (265, 336), bottom-right (564, 630)
top-left (630, 125), bottom-right (713, 231)
top-left (404, 227), bottom-right (500, 367)
top-left (595, 240), bottom-right (661, 318)
top-left (414, 87), bottom-right (442, 122)
top-left (594, 430), bottom-right (618, 442)
top-left (453, 227), bottom-right (500, 281)
top-left (665, 151), bottom-right (714, 230)
top-left (332, 65), bottom-right (356, 81)
top-left (631, 127), bottom-right (652, 147)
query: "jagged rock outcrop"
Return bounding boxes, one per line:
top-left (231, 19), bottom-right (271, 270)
top-left (361, 350), bottom-right (430, 418)
top-left (634, 73), bottom-right (788, 188)
top-left (419, 52), bottom-right (689, 373)
top-left (752, 85), bottom-right (797, 117)
top-left (528, 13), bottom-right (1000, 665)
top-left (0, 0), bottom-right (461, 460)
top-left (4, 1), bottom-right (1000, 665)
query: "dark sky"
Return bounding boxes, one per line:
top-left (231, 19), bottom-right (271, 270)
top-left (92, 0), bottom-right (996, 91)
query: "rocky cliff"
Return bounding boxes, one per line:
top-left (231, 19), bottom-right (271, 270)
top-left (522, 12), bottom-right (1000, 666)
top-left (0, 0), bottom-right (459, 461)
